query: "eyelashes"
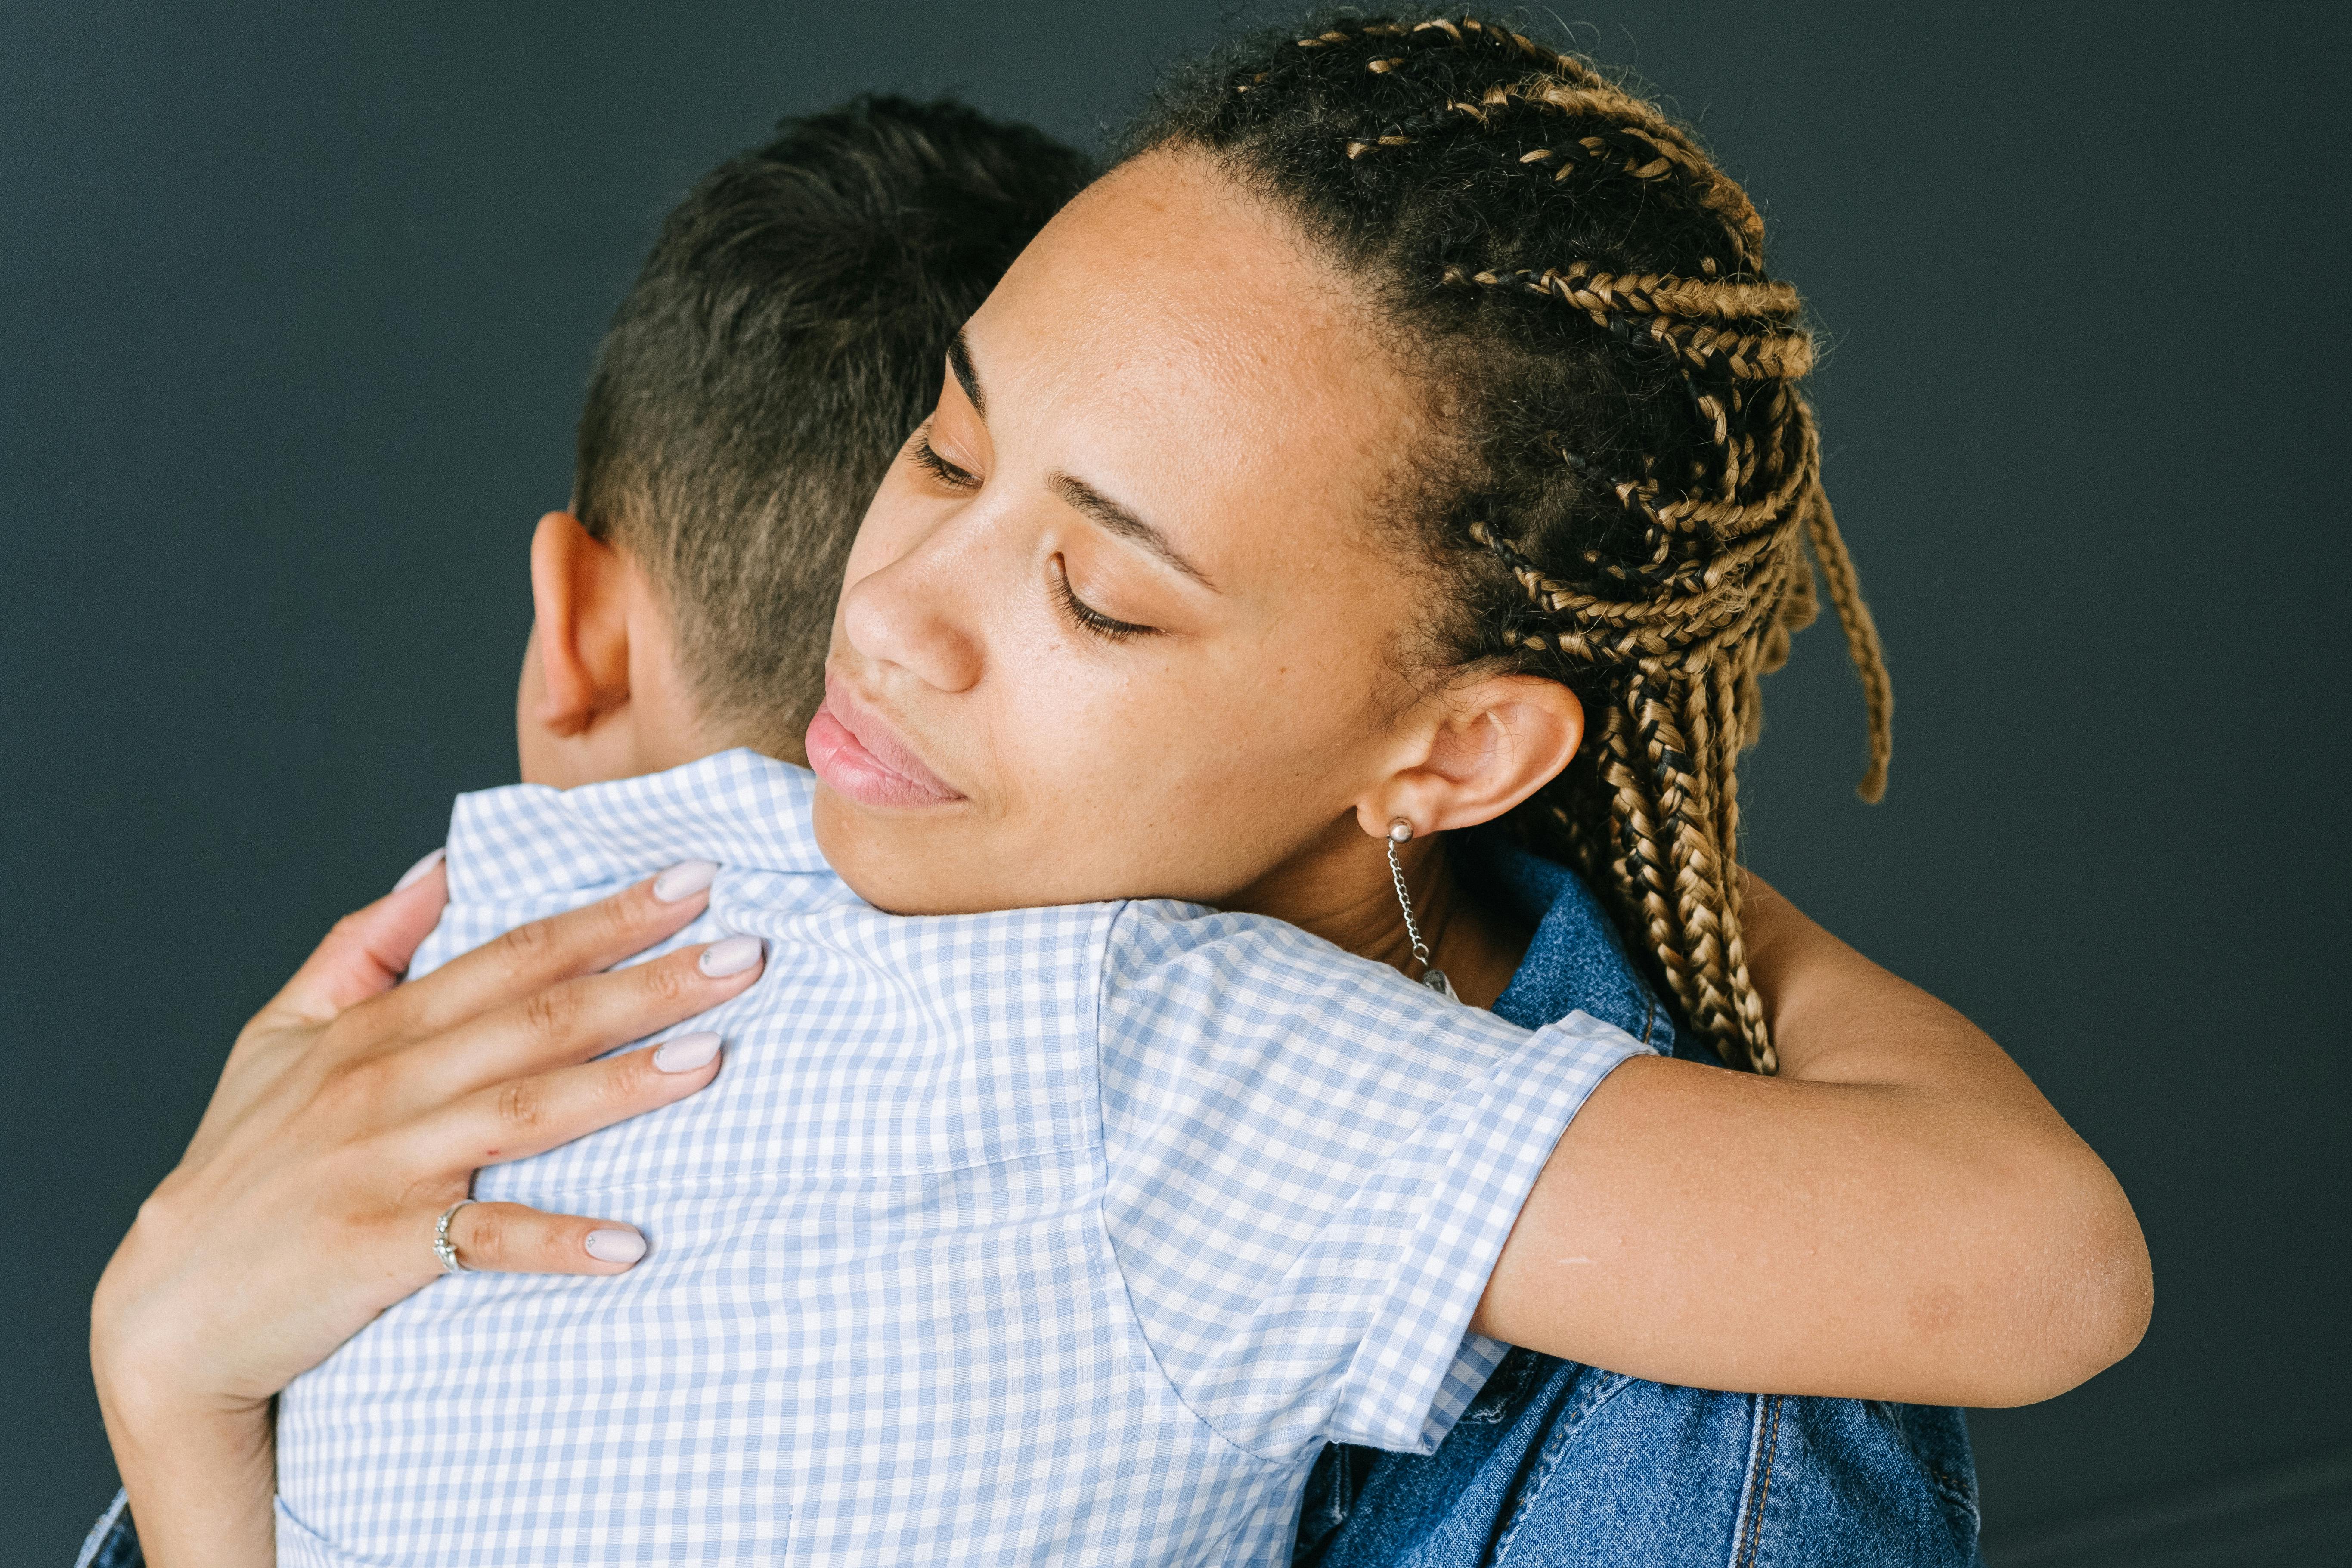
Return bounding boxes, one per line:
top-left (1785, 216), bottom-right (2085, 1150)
top-left (909, 429), bottom-right (979, 491)
top-left (908, 425), bottom-right (1159, 645)
top-left (1052, 557), bottom-right (1158, 644)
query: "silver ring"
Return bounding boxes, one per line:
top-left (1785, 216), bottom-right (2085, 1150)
top-left (433, 1198), bottom-right (478, 1275)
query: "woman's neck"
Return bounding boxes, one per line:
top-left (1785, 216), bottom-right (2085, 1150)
top-left (1222, 821), bottom-right (1532, 1011)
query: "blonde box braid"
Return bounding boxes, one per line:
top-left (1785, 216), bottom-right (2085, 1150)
top-left (1126, 11), bottom-right (1893, 1072)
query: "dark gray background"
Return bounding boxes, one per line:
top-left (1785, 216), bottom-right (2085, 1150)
top-left (6, 3), bottom-right (2346, 1563)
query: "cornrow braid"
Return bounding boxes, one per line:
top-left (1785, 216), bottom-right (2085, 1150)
top-left (1125, 9), bottom-right (1893, 1072)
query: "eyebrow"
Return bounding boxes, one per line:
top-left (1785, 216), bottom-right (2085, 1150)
top-left (1050, 473), bottom-right (1217, 591)
top-left (946, 331), bottom-right (983, 418)
top-left (950, 329), bottom-right (1213, 592)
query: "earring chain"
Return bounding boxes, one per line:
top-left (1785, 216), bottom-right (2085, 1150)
top-left (1386, 835), bottom-right (1435, 973)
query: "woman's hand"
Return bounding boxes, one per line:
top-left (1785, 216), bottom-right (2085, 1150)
top-left (90, 856), bottom-right (763, 1568)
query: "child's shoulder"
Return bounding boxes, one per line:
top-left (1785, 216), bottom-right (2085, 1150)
top-left (1097, 895), bottom-right (1383, 987)
top-left (1093, 896), bottom-right (1535, 1081)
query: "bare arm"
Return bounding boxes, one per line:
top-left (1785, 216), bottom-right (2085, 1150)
top-left (1472, 873), bottom-right (2151, 1407)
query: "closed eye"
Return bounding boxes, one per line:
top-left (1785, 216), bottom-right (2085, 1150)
top-left (909, 427), bottom-right (979, 492)
top-left (1053, 556), bottom-right (1159, 643)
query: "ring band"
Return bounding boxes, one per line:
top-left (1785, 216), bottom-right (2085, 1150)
top-left (433, 1198), bottom-right (478, 1275)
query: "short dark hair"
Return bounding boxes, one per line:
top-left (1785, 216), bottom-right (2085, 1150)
top-left (575, 95), bottom-right (1095, 753)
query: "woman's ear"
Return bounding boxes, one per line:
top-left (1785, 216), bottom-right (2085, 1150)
top-left (1354, 674), bottom-right (1585, 840)
top-left (526, 510), bottom-right (634, 739)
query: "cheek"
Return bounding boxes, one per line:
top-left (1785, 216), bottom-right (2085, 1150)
top-left (983, 629), bottom-right (1383, 888)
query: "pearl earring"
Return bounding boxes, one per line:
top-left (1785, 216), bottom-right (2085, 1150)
top-left (1386, 819), bottom-right (1460, 1002)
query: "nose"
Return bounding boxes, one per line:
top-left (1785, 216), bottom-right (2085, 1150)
top-left (837, 517), bottom-right (986, 695)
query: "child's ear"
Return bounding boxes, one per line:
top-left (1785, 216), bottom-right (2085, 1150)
top-left (1353, 674), bottom-right (1585, 840)
top-left (526, 511), bottom-right (633, 738)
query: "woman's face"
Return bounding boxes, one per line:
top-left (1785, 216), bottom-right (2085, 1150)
top-left (809, 150), bottom-right (1447, 915)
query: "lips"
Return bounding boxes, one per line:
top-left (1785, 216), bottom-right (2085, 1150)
top-left (805, 674), bottom-right (967, 810)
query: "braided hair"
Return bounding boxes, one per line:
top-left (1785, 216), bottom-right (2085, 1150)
top-left (1122, 12), bottom-right (1893, 1072)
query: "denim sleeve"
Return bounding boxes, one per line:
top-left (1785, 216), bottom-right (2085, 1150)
top-left (73, 1491), bottom-right (139, 1568)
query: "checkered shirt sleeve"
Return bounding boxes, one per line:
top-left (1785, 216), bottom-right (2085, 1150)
top-left (1096, 901), bottom-right (1652, 1459)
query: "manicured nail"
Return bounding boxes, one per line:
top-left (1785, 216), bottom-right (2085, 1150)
top-left (652, 859), bottom-right (718, 902)
top-left (651, 1031), bottom-right (721, 1073)
top-left (583, 1228), bottom-right (647, 1265)
top-left (698, 936), bottom-right (764, 978)
top-left (393, 847), bottom-right (446, 891)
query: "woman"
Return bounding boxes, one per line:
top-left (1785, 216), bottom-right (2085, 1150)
top-left (90, 13), bottom-right (2148, 1565)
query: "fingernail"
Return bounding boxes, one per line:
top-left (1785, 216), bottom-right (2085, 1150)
top-left (393, 846), bottom-right (446, 892)
top-left (652, 859), bottom-right (719, 902)
top-left (583, 1228), bottom-right (647, 1265)
top-left (651, 1030), bottom-right (721, 1073)
top-left (698, 935), bottom-right (764, 978)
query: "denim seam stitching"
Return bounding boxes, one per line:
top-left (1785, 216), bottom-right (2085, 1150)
top-left (1733, 1393), bottom-right (1785, 1568)
top-left (1725, 1394), bottom-right (1768, 1568)
top-left (1490, 1367), bottom-right (1633, 1565)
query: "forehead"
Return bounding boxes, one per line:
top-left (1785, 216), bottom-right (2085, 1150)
top-left (964, 150), bottom-right (1426, 597)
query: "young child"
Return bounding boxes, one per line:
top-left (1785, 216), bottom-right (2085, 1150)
top-left (267, 97), bottom-right (1669, 1568)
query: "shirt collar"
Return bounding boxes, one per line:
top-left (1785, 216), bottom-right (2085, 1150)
top-left (444, 748), bottom-right (830, 902)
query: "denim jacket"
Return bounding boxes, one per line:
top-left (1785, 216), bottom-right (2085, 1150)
top-left (1294, 836), bottom-right (1982, 1568)
top-left (79, 839), bottom-right (1979, 1568)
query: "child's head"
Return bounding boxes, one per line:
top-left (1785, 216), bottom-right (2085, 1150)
top-left (516, 96), bottom-right (1093, 786)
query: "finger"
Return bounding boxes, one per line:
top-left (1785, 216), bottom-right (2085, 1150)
top-left (252, 852), bottom-right (452, 1032)
top-left (414, 1024), bottom-right (728, 1171)
top-left (442, 1200), bottom-right (651, 1276)
top-left (405, 936), bottom-right (763, 1096)
top-left (377, 863), bottom-right (720, 1042)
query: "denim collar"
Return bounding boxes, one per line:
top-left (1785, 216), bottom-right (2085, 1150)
top-left (1458, 830), bottom-right (1676, 1054)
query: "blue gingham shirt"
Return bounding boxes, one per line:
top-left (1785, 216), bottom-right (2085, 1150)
top-left (260, 750), bottom-right (1649, 1566)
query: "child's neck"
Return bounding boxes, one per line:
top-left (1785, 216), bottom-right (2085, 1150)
top-left (518, 714), bottom-right (800, 791)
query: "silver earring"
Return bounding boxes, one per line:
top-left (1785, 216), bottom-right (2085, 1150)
top-left (1386, 820), bottom-right (1460, 1002)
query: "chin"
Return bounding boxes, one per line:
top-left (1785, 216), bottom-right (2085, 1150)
top-left (810, 788), bottom-right (982, 916)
